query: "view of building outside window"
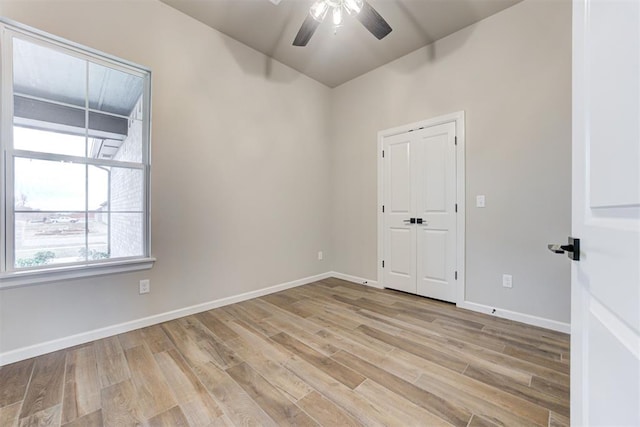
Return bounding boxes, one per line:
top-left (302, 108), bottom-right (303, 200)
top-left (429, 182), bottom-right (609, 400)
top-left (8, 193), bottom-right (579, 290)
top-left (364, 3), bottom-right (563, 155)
top-left (8, 35), bottom-right (149, 269)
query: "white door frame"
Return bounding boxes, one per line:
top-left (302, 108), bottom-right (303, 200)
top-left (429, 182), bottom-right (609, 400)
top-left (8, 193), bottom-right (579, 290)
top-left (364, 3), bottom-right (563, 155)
top-left (377, 111), bottom-right (466, 303)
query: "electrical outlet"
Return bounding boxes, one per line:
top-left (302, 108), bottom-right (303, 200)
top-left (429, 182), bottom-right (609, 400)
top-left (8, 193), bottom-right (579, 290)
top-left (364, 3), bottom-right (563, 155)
top-left (502, 274), bottom-right (513, 288)
top-left (318, 251), bottom-right (323, 261)
top-left (139, 279), bottom-right (150, 294)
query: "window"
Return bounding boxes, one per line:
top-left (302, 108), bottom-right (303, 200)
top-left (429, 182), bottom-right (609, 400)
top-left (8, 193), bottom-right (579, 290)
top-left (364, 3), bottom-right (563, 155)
top-left (0, 21), bottom-right (153, 286)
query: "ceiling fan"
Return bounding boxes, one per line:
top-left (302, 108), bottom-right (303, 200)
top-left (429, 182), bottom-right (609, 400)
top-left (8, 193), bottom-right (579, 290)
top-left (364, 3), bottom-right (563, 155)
top-left (292, 0), bottom-right (392, 47)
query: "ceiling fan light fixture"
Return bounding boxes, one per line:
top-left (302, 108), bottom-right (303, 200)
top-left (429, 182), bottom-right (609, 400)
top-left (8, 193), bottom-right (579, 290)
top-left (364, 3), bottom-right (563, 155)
top-left (343, 0), bottom-right (363, 15)
top-left (332, 6), bottom-right (343, 26)
top-left (310, 0), bottom-right (329, 22)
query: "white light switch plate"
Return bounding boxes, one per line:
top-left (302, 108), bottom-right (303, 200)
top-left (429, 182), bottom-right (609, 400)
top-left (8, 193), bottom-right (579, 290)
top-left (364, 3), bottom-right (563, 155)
top-left (476, 195), bottom-right (486, 208)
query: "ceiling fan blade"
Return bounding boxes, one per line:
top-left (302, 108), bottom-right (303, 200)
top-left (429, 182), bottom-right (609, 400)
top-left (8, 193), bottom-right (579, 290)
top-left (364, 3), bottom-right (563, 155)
top-left (293, 15), bottom-right (321, 46)
top-left (357, 1), bottom-right (392, 40)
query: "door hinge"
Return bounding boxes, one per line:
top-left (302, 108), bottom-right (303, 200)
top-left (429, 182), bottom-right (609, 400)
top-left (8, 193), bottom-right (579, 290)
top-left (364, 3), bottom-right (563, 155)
top-left (455, 271), bottom-right (458, 280)
top-left (455, 203), bottom-right (458, 212)
top-left (382, 260), bottom-right (385, 268)
top-left (382, 205), bottom-right (385, 213)
top-left (382, 150), bottom-right (385, 158)
top-left (455, 136), bottom-right (458, 145)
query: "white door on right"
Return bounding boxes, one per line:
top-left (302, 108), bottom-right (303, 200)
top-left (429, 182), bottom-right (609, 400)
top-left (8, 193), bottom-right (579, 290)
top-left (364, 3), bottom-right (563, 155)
top-left (572, 0), bottom-right (640, 425)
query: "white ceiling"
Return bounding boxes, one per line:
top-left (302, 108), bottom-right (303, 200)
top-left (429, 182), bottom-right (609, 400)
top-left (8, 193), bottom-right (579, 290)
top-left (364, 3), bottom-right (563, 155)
top-left (160, 0), bottom-right (523, 87)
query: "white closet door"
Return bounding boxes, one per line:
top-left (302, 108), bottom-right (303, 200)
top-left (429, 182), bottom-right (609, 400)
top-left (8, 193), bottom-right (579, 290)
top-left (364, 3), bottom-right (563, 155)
top-left (382, 122), bottom-right (457, 301)
top-left (414, 123), bottom-right (457, 302)
top-left (382, 132), bottom-right (416, 294)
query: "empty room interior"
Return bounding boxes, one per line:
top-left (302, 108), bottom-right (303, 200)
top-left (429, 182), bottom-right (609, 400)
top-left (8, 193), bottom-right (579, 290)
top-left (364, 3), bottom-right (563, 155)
top-left (0, 0), bottom-right (638, 426)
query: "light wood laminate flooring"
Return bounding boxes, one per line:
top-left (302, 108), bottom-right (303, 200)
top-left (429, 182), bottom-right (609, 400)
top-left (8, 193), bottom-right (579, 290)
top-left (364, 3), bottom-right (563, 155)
top-left (0, 278), bottom-right (570, 426)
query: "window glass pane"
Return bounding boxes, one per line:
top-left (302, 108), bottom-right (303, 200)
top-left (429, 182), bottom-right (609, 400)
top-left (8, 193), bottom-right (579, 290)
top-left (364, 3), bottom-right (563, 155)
top-left (88, 165), bottom-right (109, 211)
top-left (15, 212), bottom-right (87, 268)
top-left (88, 62), bottom-right (143, 161)
top-left (13, 37), bottom-right (88, 151)
top-left (88, 166), bottom-right (143, 212)
top-left (87, 215), bottom-right (109, 261)
top-left (110, 168), bottom-right (143, 212)
top-left (104, 213), bottom-right (144, 258)
top-left (13, 38), bottom-right (87, 107)
top-left (13, 126), bottom-right (85, 157)
top-left (88, 62), bottom-right (144, 116)
top-left (14, 157), bottom-right (86, 211)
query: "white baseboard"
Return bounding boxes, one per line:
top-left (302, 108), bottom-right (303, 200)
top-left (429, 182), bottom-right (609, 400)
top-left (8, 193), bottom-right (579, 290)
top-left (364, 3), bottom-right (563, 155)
top-left (0, 271), bottom-right (332, 366)
top-left (329, 271), bottom-right (382, 289)
top-left (457, 301), bottom-right (570, 334)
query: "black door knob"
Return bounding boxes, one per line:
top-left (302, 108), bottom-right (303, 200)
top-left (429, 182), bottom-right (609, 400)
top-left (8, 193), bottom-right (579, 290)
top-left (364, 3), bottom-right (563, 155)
top-left (548, 237), bottom-right (580, 261)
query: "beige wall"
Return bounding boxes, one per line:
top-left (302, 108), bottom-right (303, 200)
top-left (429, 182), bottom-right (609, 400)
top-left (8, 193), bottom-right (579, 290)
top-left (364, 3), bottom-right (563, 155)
top-left (0, 0), bottom-right (332, 354)
top-left (330, 0), bottom-right (572, 322)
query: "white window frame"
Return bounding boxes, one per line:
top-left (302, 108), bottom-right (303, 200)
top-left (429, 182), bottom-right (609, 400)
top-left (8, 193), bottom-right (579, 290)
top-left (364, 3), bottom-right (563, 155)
top-left (0, 19), bottom-right (155, 289)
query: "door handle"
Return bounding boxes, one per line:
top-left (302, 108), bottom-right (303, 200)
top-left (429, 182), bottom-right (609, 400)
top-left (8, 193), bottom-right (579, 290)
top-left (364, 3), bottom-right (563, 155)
top-left (402, 218), bottom-right (429, 225)
top-left (548, 237), bottom-right (580, 261)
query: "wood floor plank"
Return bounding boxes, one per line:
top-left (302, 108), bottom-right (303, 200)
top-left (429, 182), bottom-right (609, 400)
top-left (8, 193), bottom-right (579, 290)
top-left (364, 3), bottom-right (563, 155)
top-left (224, 335), bottom-right (313, 402)
top-left (363, 311), bottom-right (568, 387)
top-left (271, 332), bottom-right (365, 389)
top-left (0, 401), bottom-right (21, 427)
top-left (162, 321), bottom-right (215, 367)
top-left (481, 324), bottom-right (569, 353)
top-left (530, 375), bottom-right (571, 401)
top-left (414, 369), bottom-right (550, 426)
top-left (100, 380), bottom-right (144, 427)
top-left (140, 325), bottom-right (175, 354)
top-left (154, 348), bottom-right (223, 426)
top-left (226, 362), bottom-right (318, 426)
top-left (390, 347), bottom-right (550, 426)
top-left (265, 314), bottom-right (340, 356)
top-left (467, 414), bottom-right (501, 427)
top-left (117, 329), bottom-right (145, 350)
top-left (549, 411), bottom-right (570, 427)
top-left (357, 323), bottom-right (469, 373)
top-left (355, 378), bottom-right (454, 426)
top-left (316, 330), bottom-right (420, 383)
top-left (190, 361), bottom-right (278, 427)
top-left (61, 346), bottom-right (101, 424)
top-left (123, 345), bottom-right (176, 420)
top-left (296, 391), bottom-right (360, 427)
top-left (61, 410), bottom-right (102, 427)
top-left (146, 405), bottom-right (190, 427)
top-left (256, 300), bottom-right (324, 334)
top-left (503, 345), bottom-right (570, 375)
top-left (18, 403), bottom-right (61, 427)
top-left (463, 365), bottom-right (569, 417)
top-left (285, 355), bottom-right (411, 427)
top-left (177, 317), bottom-right (242, 369)
top-left (235, 299), bottom-right (275, 320)
top-left (196, 311), bottom-right (239, 342)
top-left (94, 337), bottom-right (131, 389)
top-left (262, 293), bottom-right (314, 318)
top-left (0, 358), bottom-right (34, 408)
top-left (332, 350), bottom-right (471, 426)
top-left (19, 351), bottom-right (66, 419)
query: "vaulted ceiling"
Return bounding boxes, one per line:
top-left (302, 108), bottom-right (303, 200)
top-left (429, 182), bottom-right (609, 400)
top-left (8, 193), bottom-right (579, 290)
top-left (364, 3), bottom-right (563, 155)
top-left (160, 0), bottom-right (523, 87)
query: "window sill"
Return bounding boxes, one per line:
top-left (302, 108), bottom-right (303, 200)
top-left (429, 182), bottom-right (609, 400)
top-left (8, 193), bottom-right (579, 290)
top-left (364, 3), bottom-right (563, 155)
top-left (0, 257), bottom-right (156, 290)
